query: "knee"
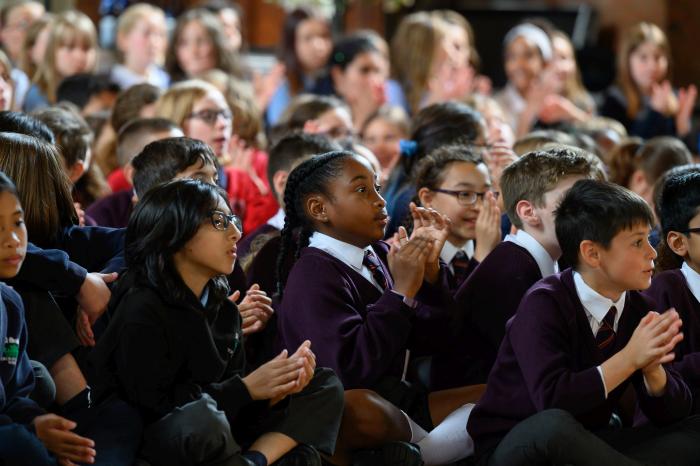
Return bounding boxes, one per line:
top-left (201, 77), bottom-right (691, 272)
top-left (529, 409), bottom-right (579, 444)
top-left (30, 360), bottom-right (56, 409)
top-left (343, 389), bottom-right (404, 441)
top-left (151, 395), bottom-right (235, 456)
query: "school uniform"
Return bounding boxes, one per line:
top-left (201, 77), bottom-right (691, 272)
top-left (441, 240), bottom-right (478, 293)
top-left (645, 263), bottom-right (700, 412)
top-left (277, 232), bottom-right (454, 429)
top-left (91, 271), bottom-right (343, 465)
top-left (431, 230), bottom-right (556, 389)
top-left (0, 282), bottom-right (56, 465)
top-left (468, 268), bottom-right (700, 465)
top-left (601, 85), bottom-right (676, 139)
top-left (237, 207), bottom-right (284, 264)
top-left (85, 190), bottom-right (135, 229)
top-left (224, 150), bottom-right (280, 234)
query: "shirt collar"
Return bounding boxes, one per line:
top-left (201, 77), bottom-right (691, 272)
top-left (573, 271), bottom-right (626, 329)
top-left (440, 240), bottom-right (475, 264)
top-left (505, 229), bottom-right (559, 277)
top-left (266, 208), bottom-right (286, 230)
top-left (681, 262), bottom-right (700, 304)
top-left (308, 231), bottom-right (370, 272)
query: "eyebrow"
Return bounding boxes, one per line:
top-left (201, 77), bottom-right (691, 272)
top-left (349, 174), bottom-right (368, 183)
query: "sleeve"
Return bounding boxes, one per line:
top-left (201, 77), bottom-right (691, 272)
top-left (634, 366), bottom-right (692, 425)
top-left (280, 256), bottom-right (414, 389)
top-left (56, 226), bottom-right (125, 274)
top-left (410, 264), bottom-right (459, 354)
top-left (1, 290), bottom-right (46, 425)
top-left (509, 291), bottom-right (608, 414)
top-left (114, 321), bottom-right (203, 419)
top-left (13, 242), bottom-right (87, 297)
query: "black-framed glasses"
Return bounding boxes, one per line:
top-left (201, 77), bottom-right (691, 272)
top-left (187, 109), bottom-right (232, 125)
top-left (431, 188), bottom-right (500, 206)
top-left (680, 228), bottom-right (700, 235)
top-left (209, 210), bottom-right (242, 232)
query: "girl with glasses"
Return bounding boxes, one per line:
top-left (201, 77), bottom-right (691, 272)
top-left (91, 179), bottom-right (343, 466)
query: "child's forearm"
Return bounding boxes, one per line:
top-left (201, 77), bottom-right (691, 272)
top-left (600, 348), bottom-right (637, 396)
top-left (641, 364), bottom-right (667, 396)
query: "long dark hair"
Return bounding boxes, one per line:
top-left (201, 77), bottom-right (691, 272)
top-left (126, 179), bottom-right (231, 305)
top-left (276, 150), bottom-right (355, 296)
top-left (278, 8), bottom-right (330, 94)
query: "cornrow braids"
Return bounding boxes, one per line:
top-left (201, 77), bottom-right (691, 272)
top-left (276, 150), bottom-right (356, 297)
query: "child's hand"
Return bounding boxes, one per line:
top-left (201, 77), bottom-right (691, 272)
top-left (253, 62), bottom-right (286, 110)
top-left (33, 414), bottom-right (96, 465)
top-left (268, 341), bottom-right (316, 405)
top-left (538, 95), bottom-right (588, 124)
top-left (623, 310), bottom-right (683, 370)
top-left (77, 272), bottom-right (118, 324)
top-left (408, 203), bottom-right (449, 284)
top-left (482, 144), bottom-right (517, 194)
top-left (650, 80), bottom-right (679, 116)
top-left (75, 309), bottom-right (95, 347)
top-left (74, 202), bottom-right (86, 227)
top-left (242, 348), bottom-right (305, 401)
top-left (676, 84), bottom-right (697, 136)
top-left (230, 284), bottom-right (275, 335)
top-left (474, 192), bottom-right (501, 262)
top-left (388, 233), bottom-right (431, 298)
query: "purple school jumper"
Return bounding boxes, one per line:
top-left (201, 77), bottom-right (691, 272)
top-left (645, 268), bottom-right (700, 411)
top-left (468, 269), bottom-right (692, 454)
top-left (277, 241), bottom-right (454, 390)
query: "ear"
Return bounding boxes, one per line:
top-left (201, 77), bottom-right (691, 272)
top-left (330, 65), bottom-right (344, 91)
top-left (417, 187), bottom-right (433, 208)
top-left (116, 31), bottom-right (128, 53)
top-left (629, 169), bottom-right (649, 196)
top-left (305, 194), bottom-right (329, 224)
top-left (667, 230), bottom-right (689, 258)
top-left (123, 163), bottom-right (134, 185)
top-left (579, 239), bottom-right (601, 269)
top-left (272, 170), bottom-right (288, 202)
top-left (515, 200), bottom-right (540, 228)
top-left (68, 161), bottom-right (86, 183)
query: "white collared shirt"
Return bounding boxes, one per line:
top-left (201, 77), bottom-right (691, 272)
top-left (505, 229), bottom-right (559, 278)
top-left (681, 262), bottom-right (700, 304)
top-left (308, 231), bottom-right (384, 291)
top-left (440, 240), bottom-right (475, 274)
top-left (266, 208), bottom-right (286, 231)
top-left (573, 271), bottom-right (626, 398)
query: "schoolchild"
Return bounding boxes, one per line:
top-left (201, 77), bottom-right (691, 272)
top-left (468, 179), bottom-right (700, 465)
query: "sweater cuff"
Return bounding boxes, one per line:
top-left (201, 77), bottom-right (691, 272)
top-left (203, 375), bottom-right (254, 418)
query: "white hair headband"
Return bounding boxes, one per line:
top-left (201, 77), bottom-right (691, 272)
top-left (503, 23), bottom-right (553, 61)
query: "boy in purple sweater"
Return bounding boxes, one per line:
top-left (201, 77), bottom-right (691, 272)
top-left (432, 146), bottom-right (602, 389)
top-left (468, 179), bottom-right (700, 465)
top-left (645, 165), bottom-right (700, 412)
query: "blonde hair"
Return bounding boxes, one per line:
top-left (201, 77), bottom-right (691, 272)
top-left (116, 3), bottom-right (166, 63)
top-left (154, 79), bottom-right (224, 127)
top-left (390, 12), bottom-right (448, 114)
top-left (617, 22), bottom-right (670, 118)
top-left (33, 11), bottom-right (96, 103)
top-left (0, 50), bottom-right (14, 110)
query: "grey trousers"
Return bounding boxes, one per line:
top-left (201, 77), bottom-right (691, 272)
top-left (141, 394), bottom-right (245, 466)
top-left (480, 409), bottom-right (700, 466)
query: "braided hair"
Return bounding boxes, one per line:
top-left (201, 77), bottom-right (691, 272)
top-left (276, 150), bottom-right (356, 297)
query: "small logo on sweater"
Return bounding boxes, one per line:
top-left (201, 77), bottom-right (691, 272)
top-left (1, 337), bottom-right (19, 365)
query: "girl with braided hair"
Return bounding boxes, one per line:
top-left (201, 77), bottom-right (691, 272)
top-left (275, 150), bottom-right (484, 465)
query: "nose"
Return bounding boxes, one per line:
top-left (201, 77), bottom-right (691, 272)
top-left (646, 239), bottom-right (657, 260)
top-left (230, 223), bottom-right (242, 242)
top-left (1, 228), bottom-right (20, 248)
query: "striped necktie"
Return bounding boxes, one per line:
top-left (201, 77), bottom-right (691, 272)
top-left (363, 250), bottom-right (389, 290)
top-left (596, 306), bottom-right (617, 359)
